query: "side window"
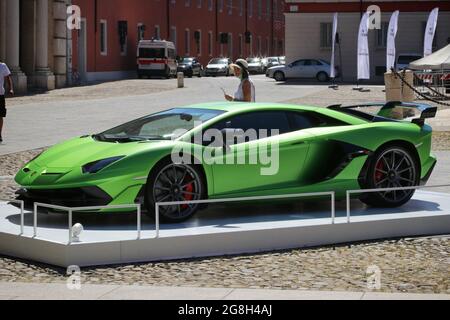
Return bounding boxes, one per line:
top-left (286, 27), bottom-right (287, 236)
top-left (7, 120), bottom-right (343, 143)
top-left (288, 111), bottom-right (346, 130)
top-left (292, 60), bottom-right (305, 67)
top-left (206, 111), bottom-right (291, 144)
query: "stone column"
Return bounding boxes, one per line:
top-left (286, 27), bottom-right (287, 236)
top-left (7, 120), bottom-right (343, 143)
top-left (53, 0), bottom-right (69, 88)
top-left (0, 0), bottom-right (6, 62)
top-left (5, 0), bottom-right (27, 93)
top-left (34, 0), bottom-right (55, 90)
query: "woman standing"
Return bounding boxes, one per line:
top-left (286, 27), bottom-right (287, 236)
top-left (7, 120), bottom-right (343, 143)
top-left (224, 59), bottom-right (255, 102)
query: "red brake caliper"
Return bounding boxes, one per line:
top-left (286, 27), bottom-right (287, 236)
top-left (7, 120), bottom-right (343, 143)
top-left (375, 160), bottom-right (385, 183)
top-left (181, 178), bottom-right (194, 210)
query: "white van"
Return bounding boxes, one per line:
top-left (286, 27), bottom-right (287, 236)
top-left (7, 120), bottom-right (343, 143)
top-left (137, 40), bottom-right (177, 78)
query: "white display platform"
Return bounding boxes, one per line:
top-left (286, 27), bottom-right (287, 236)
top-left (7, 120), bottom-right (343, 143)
top-left (0, 190), bottom-right (449, 267)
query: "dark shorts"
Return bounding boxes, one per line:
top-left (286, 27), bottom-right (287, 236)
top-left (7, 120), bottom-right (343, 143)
top-left (0, 95), bottom-right (6, 117)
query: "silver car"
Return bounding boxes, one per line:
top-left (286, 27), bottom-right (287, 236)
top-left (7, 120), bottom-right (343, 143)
top-left (267, 59), bottom-right (337, 82)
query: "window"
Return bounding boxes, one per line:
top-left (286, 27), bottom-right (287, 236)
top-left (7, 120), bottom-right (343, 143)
top-left (209, 111), bottom-right (292, 142)
top-left (239, 0), bottom-right (243, 16)
top-left (228, 0), bottom-right (233, 15)
top-left (185, 29), bottom-right (190, 55)
top-left (320, 22), bottom-right (333, 48)
top-left (154, 25), bottom-right (161, 39)
top-left (289, 112), bottom-right (345, 131)
top-left (257, 36), bottom-right (262, 55)
top-left (208, 0), bottom-right (213, 11)
top-left (196, 30), bottom-right (202, 55)
top-left (228, 33), bottom-right (233, 58)
top-left (197, 0), bottom-right (202, 8)
top-left (170, 26), bottom-right (177, 47)
top-left (185, 0), bottom-right (191, 7)
top-left (238, 34), bottom-right (243, 57)
top-left (274, 0), bottom-right (278, 19)
top-left (118, 21), bottom-right (128, 56)
top-left (100, 20), bottom-right (107, 55)
top-left (137, 23), bottom-right (145, 42)
top-left (376, 22), bottom-right (388, 48)
top-left (257, 0), bottom-right (262, 19)
top-left (208, 31), bottom-right (213, 56)
top-left (266, 0), bottom-right (270, 21)
top-left (248, 0), bottom-right (253, 17)
top-left (219, 0), bottom-right (223, 12)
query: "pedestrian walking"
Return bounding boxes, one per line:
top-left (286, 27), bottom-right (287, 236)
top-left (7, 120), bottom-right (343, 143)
top-left (0, 60), bottom-right (14, 143)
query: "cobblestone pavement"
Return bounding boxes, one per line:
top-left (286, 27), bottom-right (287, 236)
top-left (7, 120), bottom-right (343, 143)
top-left (0, 236), bottom-right (449, 294)
top-left (5, 80), bottom-right (175, 107)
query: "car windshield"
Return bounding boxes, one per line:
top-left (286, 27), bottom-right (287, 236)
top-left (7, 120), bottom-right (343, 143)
top-left (247, 58), bottom-right (260, 63)
top-left (139, 48), bottom-right (165, 58)
top-left (95, 108), bottom-right (225, 142)
top-left (398, 55), bottom-right (421, 65)
top-left (209, 58), bottom-right (228, 65)
top-left (179, 58), bottom-right (194, 64)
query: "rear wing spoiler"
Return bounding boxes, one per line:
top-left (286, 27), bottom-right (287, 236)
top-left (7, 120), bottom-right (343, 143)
top-left (328, 101), bottom-right (437, 127)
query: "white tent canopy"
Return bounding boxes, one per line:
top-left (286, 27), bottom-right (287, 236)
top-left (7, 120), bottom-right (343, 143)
top-left (409, 44), bottom-right (450, 70)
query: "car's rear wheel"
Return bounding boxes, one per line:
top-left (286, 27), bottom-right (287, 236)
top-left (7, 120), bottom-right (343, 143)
top-left (274, 71), bottom-right (285, 81)
top-left (316, 71), bottom-right (329, 82)
top-left (360, 146), bottom-right (419, 208)
top-left (145, 159), bottom-right (205, 222)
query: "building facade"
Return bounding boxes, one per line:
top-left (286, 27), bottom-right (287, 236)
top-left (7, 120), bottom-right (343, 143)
top-left (0, 0), bottom-right (71, 93)
top-left (72, 0), bottom-right (286, 82)
top-left (284, 0), bottom-right (450, 82)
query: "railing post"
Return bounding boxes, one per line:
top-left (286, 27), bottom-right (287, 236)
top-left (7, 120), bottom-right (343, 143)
top-left (346, 191), bottom-right (351, 224)
top-left (33, 203), bottom-right (38, 238)
top-left (137, 205), bottom-right (141, 240)
top-left (331, 192), bottom-right (335, 224)
top-left (68, 209), bottom-right (72, 245)
top-left (20, 201), bottom-right (24, 235)
top-left (155, 204), bottom-right (160, 239)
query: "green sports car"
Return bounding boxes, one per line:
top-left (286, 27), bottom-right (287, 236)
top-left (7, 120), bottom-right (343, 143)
top-left (15, 101), bottom-right (437, 222)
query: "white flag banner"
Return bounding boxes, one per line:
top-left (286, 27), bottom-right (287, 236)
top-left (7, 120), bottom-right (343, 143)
top-left (330, 13), bottom-right (338, 79)
top-left (386, 10), bottom-right (399, 72)
top-left (424, 7), bottom-right (439, 57)
top-left (357, 12), bottom-right (370, 80)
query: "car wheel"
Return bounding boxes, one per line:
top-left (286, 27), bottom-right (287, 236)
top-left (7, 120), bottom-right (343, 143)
top-left (316, 72), bottom-right (329, 82)
top-left (145, 159), bottom-right (206, 222)
top-left (274, 71), bottom-right (285, 81)
top-left (360, 146), bottom-right (419, 208)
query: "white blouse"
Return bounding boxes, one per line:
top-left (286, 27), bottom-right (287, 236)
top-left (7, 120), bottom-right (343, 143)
top-left (234, 79), bottom-right (255, 102)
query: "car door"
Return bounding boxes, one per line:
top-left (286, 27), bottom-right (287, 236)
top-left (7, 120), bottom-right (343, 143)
top-left (284, 60), bottom-right (305, 78)
top-left (203, 110), bottom-right (314, 196)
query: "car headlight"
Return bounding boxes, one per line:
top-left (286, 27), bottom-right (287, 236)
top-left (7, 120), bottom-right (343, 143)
top-left (82, 156), bottom-right (125, 174)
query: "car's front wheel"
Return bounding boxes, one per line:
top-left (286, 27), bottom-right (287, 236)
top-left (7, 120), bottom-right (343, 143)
top-left (274, 71), bottom-right (285, 81)
top-left (360, 145), bottom-right (419, 208)
top-left (316, 71), bottom-right (329, 82)
top-left (145, 159), bottom-right (205, 222)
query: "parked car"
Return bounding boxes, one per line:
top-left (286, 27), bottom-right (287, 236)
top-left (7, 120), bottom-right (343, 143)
top-left (15, 102), bottom-right (437, 222)
top-left (204, 58), bottom-right (232, 77)
top-left (246, 57), bottom-right (265, 74)
top-left (396, 53), bottom-right (422, 71)
top-left (267, 59), bottom-right (337, 82)
top-left (136, 40), bottom-right (178, 79)
top-left (177, 57), bottom-right (203, 77)
top-left (263, 57), bottom-right (281, 74)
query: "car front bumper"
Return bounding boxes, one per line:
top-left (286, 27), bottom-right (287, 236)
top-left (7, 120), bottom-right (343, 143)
top-left (204, 69), bottom-right (228, 76)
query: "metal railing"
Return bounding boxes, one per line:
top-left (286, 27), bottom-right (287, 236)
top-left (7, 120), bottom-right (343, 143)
top-left (33, 203), bottom-right (141, 244)
top-left (155, 191), bottom-right (336, 238)
top-left (1, 185), bottom-right (449, 243)
top-left (346, 184), bottom-right (450, 223)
